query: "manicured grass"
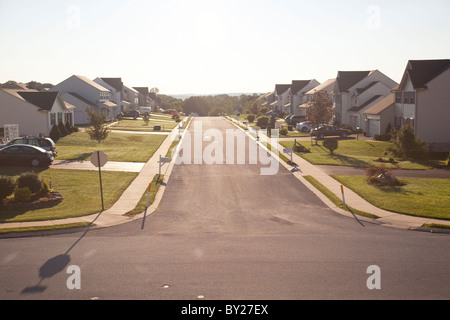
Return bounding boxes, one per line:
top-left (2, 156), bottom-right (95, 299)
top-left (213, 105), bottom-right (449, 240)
top-left (125, 175), bottom-right (165, 216)
top-left (0, 167), bottom-right (137, 222)
top-left (55, 132), bottom-right (167, 162)
top-left (112, 118), bottom-right (180, 130)
top-left (280, 140), bottom-right (445, 169)
top-left (332, 175), bottom-right (450, 220)
top-left (303, 175), bottom-right (379, 219)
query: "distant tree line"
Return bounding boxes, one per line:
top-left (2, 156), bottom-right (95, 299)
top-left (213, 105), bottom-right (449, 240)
top-left (0, 80), bottom-right (54, 90)
top-left (181, 94), bottom-right (260, 116)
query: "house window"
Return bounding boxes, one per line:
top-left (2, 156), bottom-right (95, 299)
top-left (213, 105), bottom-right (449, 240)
top-left (403, 91), bottom-right (409, 104)
top-left (57, 112), bottom-right (63, 124)
top-left (409, 91), bottom-right (416, 104)
top-left (50, 113), bottom-right (56, 126)
top-left (395, 92), bottom-right (402, 103)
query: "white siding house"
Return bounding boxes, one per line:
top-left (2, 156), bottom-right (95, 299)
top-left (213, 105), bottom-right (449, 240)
top-left (0, 89), bottom-right (73, 138)
top-left (333, 70), bottom-right (398, 131)
top-left (51, 75), bottom-right (116, 122)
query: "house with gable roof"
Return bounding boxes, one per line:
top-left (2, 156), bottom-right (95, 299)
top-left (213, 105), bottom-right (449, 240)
top-left (0, 88), bottom-right (74, 137)
top-left (392, 59), bottom-right (450, 152)
top-left (333, 70), bottom-right (398, 131)
top-left (290, 79), bottom-right (320, 117)
top-left (272, 84), bottom-right (291, 114)
top-left (50, 75), bottom-right (117, 123)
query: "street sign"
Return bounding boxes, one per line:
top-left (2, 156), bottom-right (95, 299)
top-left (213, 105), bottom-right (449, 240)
top-left (91, 151), bottom-right (108, 168)
top-left (90, 151), bottom-right (107, 211)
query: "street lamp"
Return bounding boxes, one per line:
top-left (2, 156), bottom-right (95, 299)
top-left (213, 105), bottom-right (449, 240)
top-left (356, 126), bottom-right (360, 140)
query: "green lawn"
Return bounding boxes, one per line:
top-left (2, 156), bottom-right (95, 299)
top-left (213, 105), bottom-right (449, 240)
top-left (332, 175), bottom-right (450, 220)
top-left (0, 167), bottom-right (137, 222)
top-left (280, 140), bottom-right (445, 170)
top-left (112, 118), bottom-right (180, 131)
top-left (56, 132), bottom-right (167, 162)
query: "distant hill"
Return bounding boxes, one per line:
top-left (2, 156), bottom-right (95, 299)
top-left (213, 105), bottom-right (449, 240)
top-left (167, 93), bottom-right (262, 100)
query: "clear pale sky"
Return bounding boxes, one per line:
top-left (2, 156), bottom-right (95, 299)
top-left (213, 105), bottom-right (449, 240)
top-left (1, 0), bottom-right (449, 95)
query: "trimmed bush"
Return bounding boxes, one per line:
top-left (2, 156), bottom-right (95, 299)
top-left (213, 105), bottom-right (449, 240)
top-left (247, 114), bottom-right (256, 123)
top-left (280, 127), bottom-right (288, 136)
top-left (323, 139), bottom-right (338, 154)
top-left (50, 124), bottom-right (61, 142)
top-left (0, 176), bottom-right (16, 201)
top-left (256, 116), bottom-right (269, 129)
top-left (14, 187), bottom-right (32, 203)
top-left (17, 172), bottom-right (43, 194)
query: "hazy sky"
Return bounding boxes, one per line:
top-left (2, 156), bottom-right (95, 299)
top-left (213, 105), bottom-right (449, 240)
top-left (1, 0), bottom-right (449, 95)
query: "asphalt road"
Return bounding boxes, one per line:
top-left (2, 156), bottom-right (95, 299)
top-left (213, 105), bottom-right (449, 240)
top-left (1, 117), bottom-right (450, 301)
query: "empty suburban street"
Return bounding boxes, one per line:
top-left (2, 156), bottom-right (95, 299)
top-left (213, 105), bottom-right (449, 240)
top-left (1, 117), bottom-right (450, 301)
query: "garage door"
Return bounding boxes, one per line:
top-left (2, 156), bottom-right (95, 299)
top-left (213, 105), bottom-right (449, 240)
top-left (368, 119), bottom-right (380, 137)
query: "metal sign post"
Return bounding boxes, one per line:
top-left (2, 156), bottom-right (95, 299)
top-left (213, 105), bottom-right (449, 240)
top-left (91, 151), bottom-right (108, 211)
top-left (158, 155), bottom-right (170, 176)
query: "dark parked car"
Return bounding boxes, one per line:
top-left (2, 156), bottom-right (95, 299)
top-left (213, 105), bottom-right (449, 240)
top-left (3, 136), bottom-right (57, 157)
top-left (311, 125), bottom-right (352, 139)
top-left (286, 115), bottom-right (305, 126)
top-left (0, 145), bottom-right (54, 167)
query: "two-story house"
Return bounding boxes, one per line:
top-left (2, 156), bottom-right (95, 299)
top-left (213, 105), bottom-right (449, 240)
top-left (290, 79), bottom-right (320, 117)
top-left (50, 75), bottom-right (116, 124)
top-left (93, 77), bottom-right (124, 115)
top-left (333, 70), bottom-right (398, 131)
top-left (392, 59), bottom-right (450, 152)
top-left (273, 84), bottom-right (291, 114)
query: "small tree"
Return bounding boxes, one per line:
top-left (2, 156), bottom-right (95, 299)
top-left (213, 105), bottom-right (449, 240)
top-left (86, 108), bottom-right (110, 143)
top-left (387, 124), bottom-right (428, 159)
top-left (323, 139), bottom-right (338, 154)
top-left (142, 113), bottom-right (150, 126)
top-left (306, 90), bottom-right (334, 128)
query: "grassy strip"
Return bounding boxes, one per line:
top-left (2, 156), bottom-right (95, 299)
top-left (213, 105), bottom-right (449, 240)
top-left (332, 175), bottom-right (450, 220)
top-left (423, 223), bottom-right (450, 230)
top-left (0, 222), bottom-right (94, 235)
top-left (280, 140), bottom-right (446, 170)
top-left (55, 132), bottom-right (167, 162)
top-left (0, 168), bottom-right (137, 222)
top-left (124, 175), bottom-right (165, 217)
top-left (303, 175), bottom-right (379, 219)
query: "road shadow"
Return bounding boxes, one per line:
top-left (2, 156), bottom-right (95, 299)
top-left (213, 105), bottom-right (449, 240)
top-left (20, 211), bottom-right (103, 295)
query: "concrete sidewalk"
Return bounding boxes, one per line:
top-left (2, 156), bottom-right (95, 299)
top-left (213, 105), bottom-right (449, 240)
top-left (0, 118), bottom-right (189, 235)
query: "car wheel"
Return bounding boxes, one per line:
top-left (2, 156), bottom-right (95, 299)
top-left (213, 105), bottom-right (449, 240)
top-left (301, 127), bottom-right (308, 133)
top-left (31, 159), bottom-right (40, 167)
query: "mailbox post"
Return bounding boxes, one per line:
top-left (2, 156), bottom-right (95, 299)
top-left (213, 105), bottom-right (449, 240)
top-left (158, 155), bottom-right (170, 176)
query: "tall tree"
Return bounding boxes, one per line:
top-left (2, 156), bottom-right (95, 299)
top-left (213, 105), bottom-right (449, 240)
top-left (306, 90), bottom-right (334, 128)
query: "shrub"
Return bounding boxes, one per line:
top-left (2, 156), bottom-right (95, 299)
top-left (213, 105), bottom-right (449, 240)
top-left (387, 124), bottom-right (428, 159)
top-left (323, 139), bottom-right (338, 154)
top-left (50, 124), bottom-right (61, 142)
top-left (279, 127), bottom-right (288, 136)
top-left (287, 125), bottom-right (293, 131)
top-left (40, 180), bottom-right (51, 196)
top-left (256, 116), bottom-right (269, 129)
top-left (447, 153), bottom-right (450, 167)
top-left (58, 121), bottom-right (68, 137)
top-left (247, 114), bottom-right (256, 123)
top-left (0, 176), bottom-right (16, 201)
top-left (17, 172), bottom-right (43, 194)
top-left (14, 187), bottom-right (32, 203)
top-left (374, 133), bottom-right (391, 141)
top-left (65, 121), bottom-right (73, 134)
top-left (365, 165), bottom-right (405, 186)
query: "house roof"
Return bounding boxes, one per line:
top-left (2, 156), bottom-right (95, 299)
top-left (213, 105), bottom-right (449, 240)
top-left (348, 95), bottom-right (383, 112)
top-left (74, 75), bottom-right (110, 92)
top-left (133, 87), bottom-right (149, 95)
top-left (336, 71), bottom-right (372, 92)
top-left (405, 59), bottom-right (450, 89)
top-left (306, 79), bottom-right (336, 95)
top-left (364, 93), bottom-right (395, 115)
top-left (356, 81), bottom-right (379, 95)
top-left (291, 80), bottom-right (312, 95)
top-left (65, 92), bottom-right (97, 107)
top-left (16, 91), bottom-right (59, 111)
top-left (275, 84), bottom-right (291, 95)
top-left (100, 78), bottom-right (123, 91)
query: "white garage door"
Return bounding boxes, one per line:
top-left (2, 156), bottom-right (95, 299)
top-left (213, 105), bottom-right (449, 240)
top-left (368, 119), bottom-right (380, 137)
